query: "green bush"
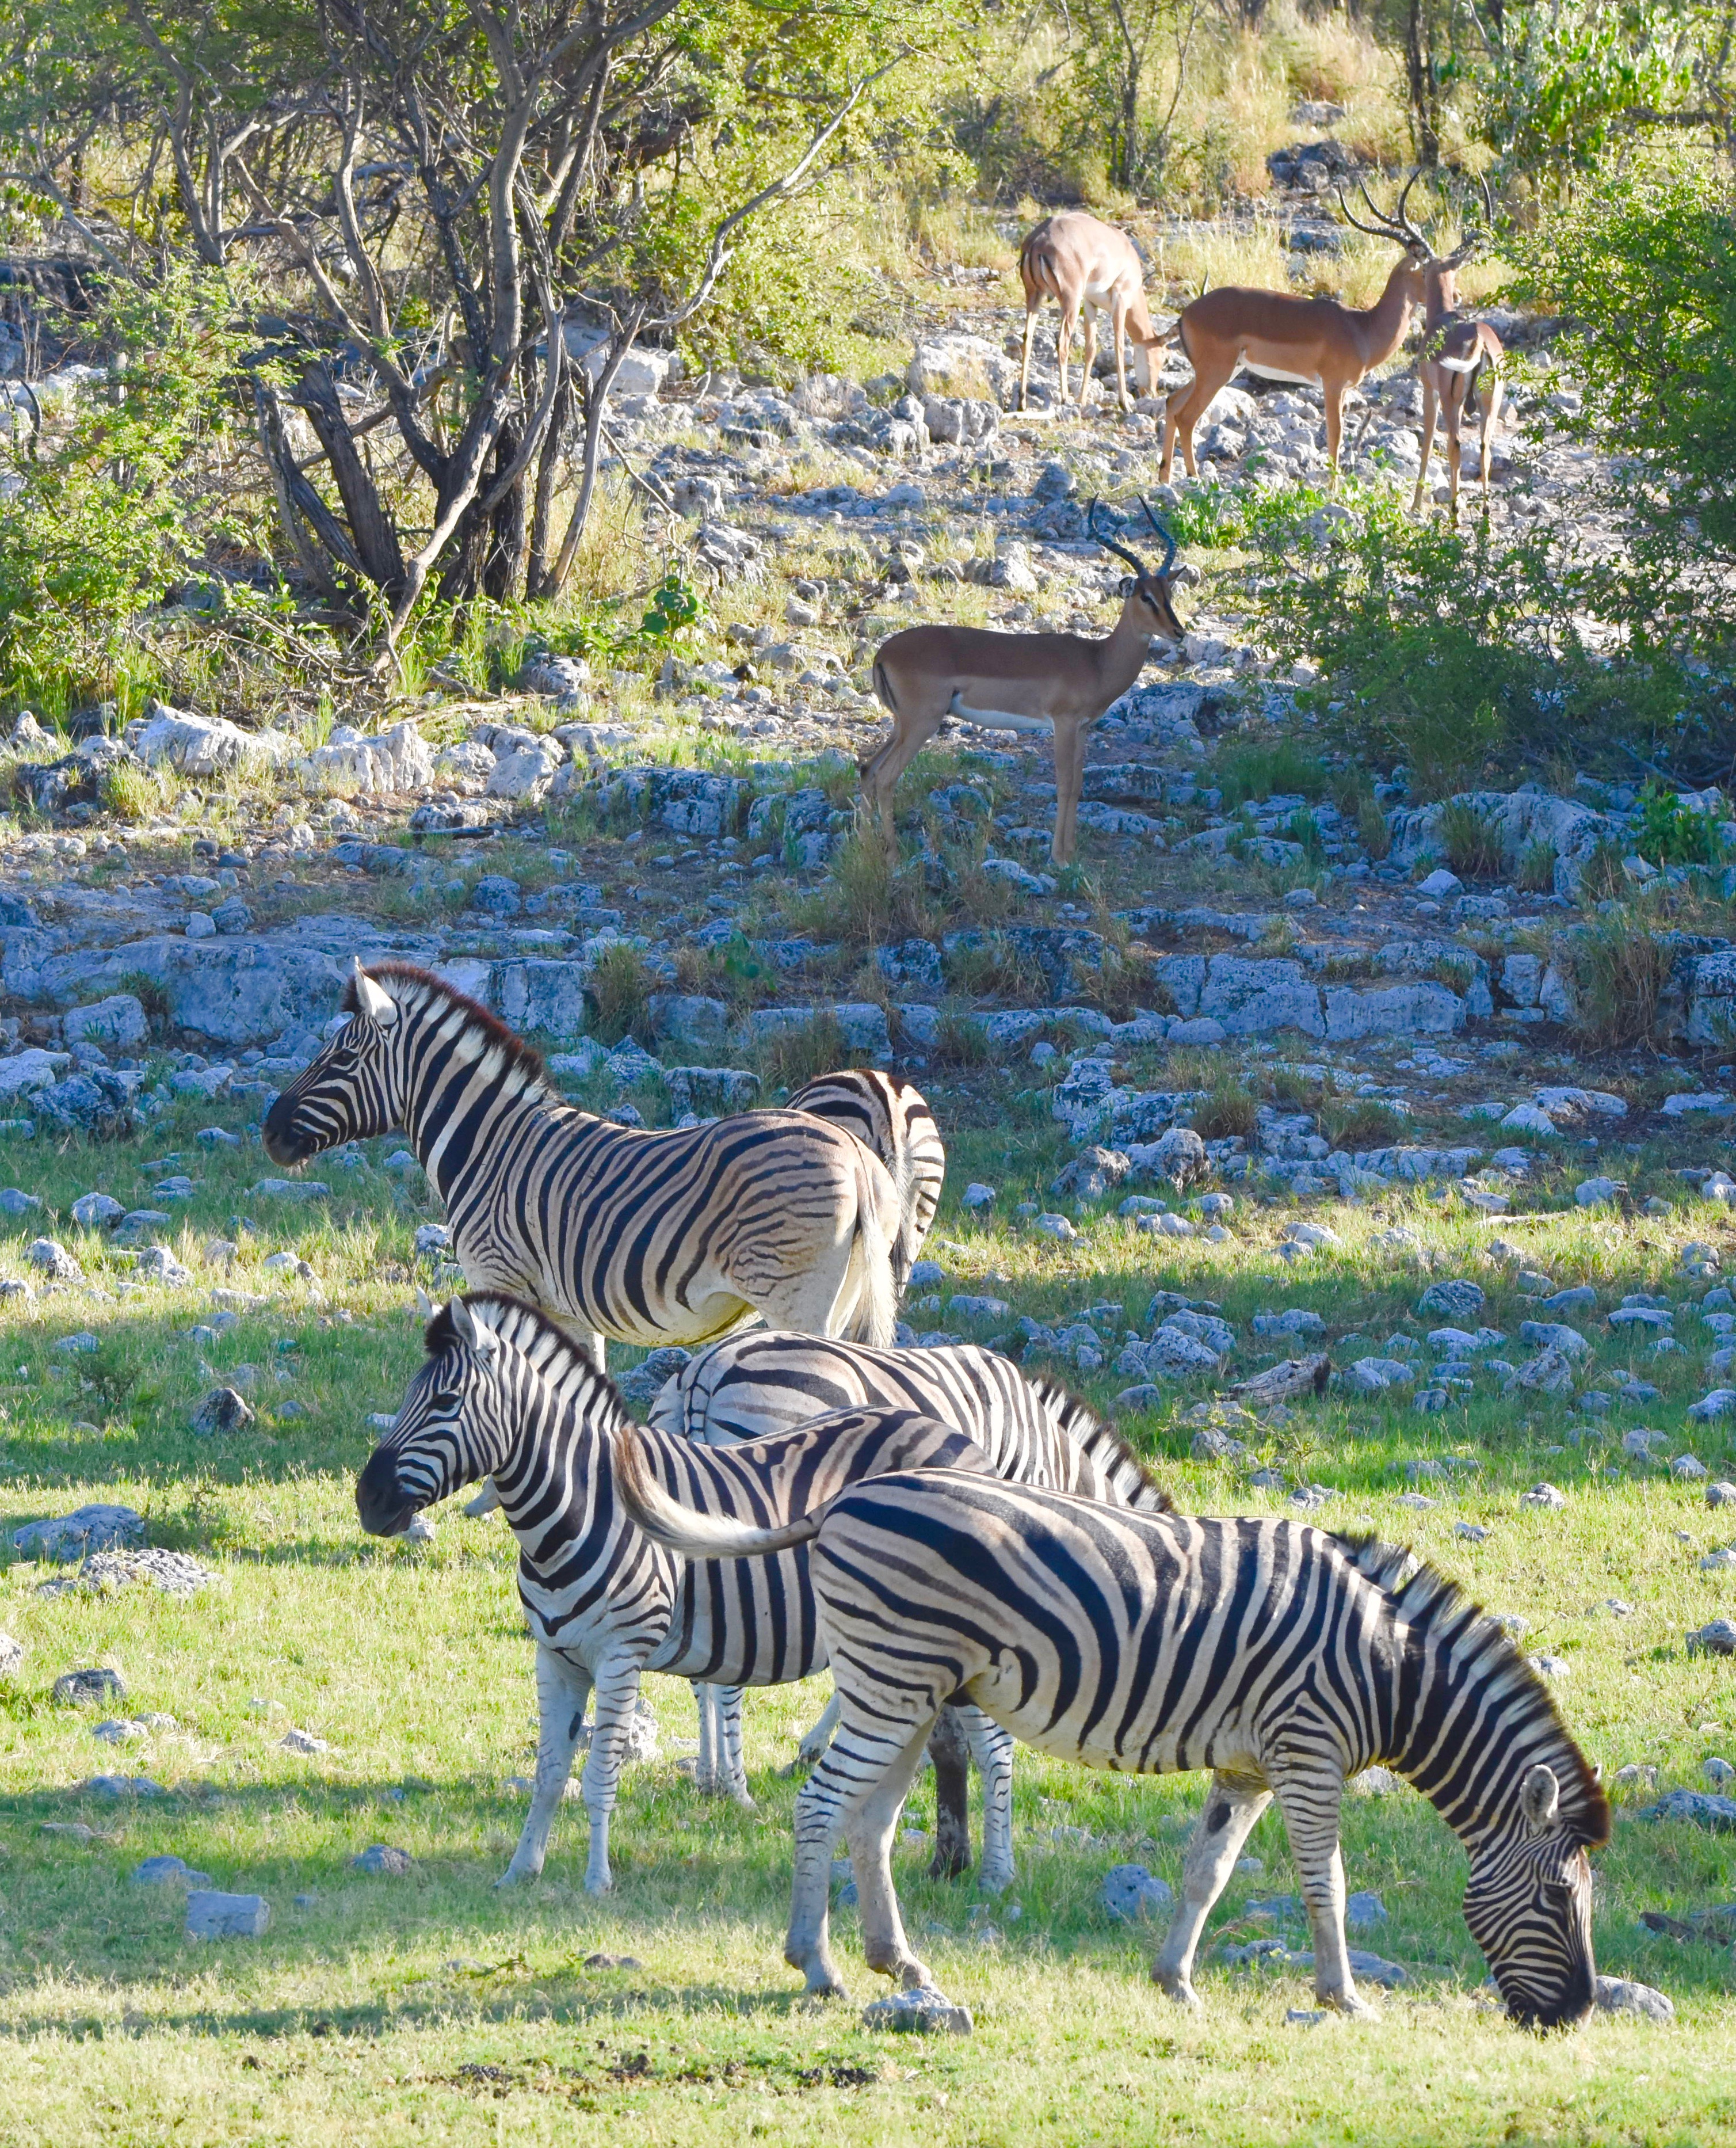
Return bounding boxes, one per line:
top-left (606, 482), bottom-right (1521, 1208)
top-left (1633, 778), bottom-right (1724, 867)
top-left (1439, 800), bottom-right (1505, 881)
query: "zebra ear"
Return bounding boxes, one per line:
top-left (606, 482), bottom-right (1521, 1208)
top-left (351, 960), bottom-right (399, 1027)
top-left (447, 1297), bottom-right (498, 1358)
top-left (1520, 1763), bottom-right (1561, 1833)
top-left (415, 1286), bottom-right (435, 1321)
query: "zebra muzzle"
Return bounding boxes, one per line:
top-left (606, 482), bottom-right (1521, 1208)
top-left (356, 1449), bottom-right (422, 1537)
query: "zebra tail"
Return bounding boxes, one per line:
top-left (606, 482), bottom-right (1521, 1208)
top-left (843, 1151), bottom-right (898, 1348)
top-left (612, 1423), bottom-right (824, 1557)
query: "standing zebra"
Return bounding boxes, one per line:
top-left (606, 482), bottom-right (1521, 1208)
top-left (613, 1454), bottom-right (1609, 2027)
top-left (785, 1069), bottom-right (944, 1286)
top-left (356, 1293), bottom-right (1016, 1896)
top-left (264, 961), bottom-right (901, 1366)
top-left (650, 1330), bottom-right (1171, 1838)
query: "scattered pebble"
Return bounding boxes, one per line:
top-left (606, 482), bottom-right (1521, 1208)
top-left (186, 1890), bottom-right (272, 1939)
top-left (861, 1985), bottom-right (972, 2035)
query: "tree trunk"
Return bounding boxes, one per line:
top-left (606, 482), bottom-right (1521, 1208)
top-left (1406, 0), bottom-right (1441, 165)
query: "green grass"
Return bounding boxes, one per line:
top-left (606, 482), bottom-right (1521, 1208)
top-left (3, 1096), bottom-right (1736, 2143)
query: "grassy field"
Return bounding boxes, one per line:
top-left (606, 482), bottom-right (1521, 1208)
top-left (3, 1095), bottom-right (1736, 2146)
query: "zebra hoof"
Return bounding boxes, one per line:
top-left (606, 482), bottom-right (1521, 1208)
top-left (975, 1863), bottom-right (1014, 1898)
top-left (1153, 1971), bottom-right (1201, 2010)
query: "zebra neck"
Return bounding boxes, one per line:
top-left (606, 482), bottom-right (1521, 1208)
top-left (1383, 1612), bottom-right (1590, 1856)
top-left (395, 1007), bottom-right (575, 1206)
top-left (493, 1373), bottom-right (617, 1562)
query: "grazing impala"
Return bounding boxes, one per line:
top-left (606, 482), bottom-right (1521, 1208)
top-left (1159, 175), bottom-right (1470, 488)
top-left (1018, 212), bottom-right (1161, 415)
top-left (859, 500), bottom-right (1185, 868)
top-left (1411, 195), bottom-right (1504, 519)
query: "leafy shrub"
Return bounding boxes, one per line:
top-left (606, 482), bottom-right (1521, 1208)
top-left (1439, 801), bottom-right (1505, 881)
top-left (1634, 779), bottom-right (1724, 867)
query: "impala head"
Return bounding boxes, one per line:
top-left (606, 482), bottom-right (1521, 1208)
top-left (1462, 1761), bottom-right (1604, 2031)
top-left (356, 1294), bottom-right (510, 1535)
top-left (262, 959), bottom-right (405, 1164)
top-left (1088, 497), bottom-right (1186, 645)
top-left (1337, 170), bottom-right (1486, 306)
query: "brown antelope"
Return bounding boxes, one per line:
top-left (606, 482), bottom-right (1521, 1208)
top-left (1410, 196), bottom-right (1504, 518)
top-left (1018, 212), bottom-right (1161, 416)
top-left (1159, 175), bottom-right (1468, 488)
top-left (859, 500), bottom-right (1186, 869)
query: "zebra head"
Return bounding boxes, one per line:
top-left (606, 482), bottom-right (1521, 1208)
top-left (1462, 1761), bottom-right (1600, 2029)
top-left (356, 1296), bottom-right (513, 1535)
top-left (264, 962), bottom-right (407, 1166)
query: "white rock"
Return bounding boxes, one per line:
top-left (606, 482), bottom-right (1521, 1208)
top-left (129, 702), bottom-right (293, 778)
top-left (485, 741), bottom-right (562, 803)
top-left (1594, 1976), bottom-right (1674, 2024)
top-left (302, 719), bottom-right (433, 797)
top-left (1574, 1176), bottom-right (1620, 1207)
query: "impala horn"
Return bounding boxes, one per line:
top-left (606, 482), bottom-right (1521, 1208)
top-left (1137, 496), bottom-right (1180, 577)
top-left (1337, 170), bottom-right (1428, 254)
top-left (1086, 497), bottom-right (1148, 576)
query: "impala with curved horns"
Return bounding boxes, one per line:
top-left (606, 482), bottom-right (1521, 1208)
top-left (860, 500), bottom-right (1185, 869)
top-left (1159, 173), bottom-right (1474, 488)
top-left (1411, 180), bottom-right (1505, 519)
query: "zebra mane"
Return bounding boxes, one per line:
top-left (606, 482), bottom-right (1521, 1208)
top-left (423, 1290), bottom-right (631, 1435)
top-left (1333, 1531), bottom-right (1611, 1849)
top-left (1025, 1370), bottom-right (1175, 1515)
top-left (353, 961), bottom-right (554, 1095)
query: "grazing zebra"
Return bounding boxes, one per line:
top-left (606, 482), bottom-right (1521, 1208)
top-left (356, 1293), bottom-right (1015, 1896)
top-left (613, 1455), bottom-right (1610, 2025)
top-left (785, 1069), bottom-right (944, 1285)
top-left (264, 961), bottom-right (901, 1365)
top-left (650, 1330), bottom-right (1172, 1848)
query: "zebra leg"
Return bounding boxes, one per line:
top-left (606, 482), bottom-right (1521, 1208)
top-left (694, 1682), bottom-right (720, 1796)
top-left (926, 1706), bottom-right (972, 1881)
top-left (1270, 1766), bottom-right (1372, 2016)
top-left (844, 1719), bottom-right (945, 1990)
top-left (786, 1711), bottom-right (934, 1995)
top-left (719, 1685), bottom-right (754, 1807)
top-left (500, 1646), bottom-right (593, 1887)
top-left (954, 1703), bottom-right (1016, 1895)
top-left (1150, 1769), bottom-right (1272, 2008)
top-left (576, 1654), bottom-right (648, 1894)
top-left (795, 1688), bottom-right (842, 1768)
top-left (463, 1480), bottom-right (501, 1518)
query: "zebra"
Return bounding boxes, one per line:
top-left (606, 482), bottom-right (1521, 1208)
top-left (612, 1453), bottom-right (1611, 2027)
top-left (648, 1330), bottom-right (1171, 1838)
top-left (356, 1292), bottom-right (1016, 1896)
top-left (785, 1069), bottom-right (944, 1286)
top-left (264, 960), bottom-right (901, 1368)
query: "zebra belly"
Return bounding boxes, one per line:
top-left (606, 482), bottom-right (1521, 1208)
top-left (647, 1549), bottom-right (825, 1689)
top-left (965, 1657), bottom-right (1257, 1778)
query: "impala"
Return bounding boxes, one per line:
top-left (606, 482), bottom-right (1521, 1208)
top-left (1018, 212), bottom-right (1161, 416)
top-left (859, 500), bottom-right (1185, 868)
top-left (1159, 175), bottom-right (1471, 488)
top-left (1411, 193), bottom-right (1504, 519)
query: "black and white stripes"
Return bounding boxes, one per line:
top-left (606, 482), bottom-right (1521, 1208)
top-left (265, 962), bottom-right (902, 1359)
top-left (356, 1293), bottom-right (1014, 1894)
top-left (614, 1457), bottom-right (1609, 2024)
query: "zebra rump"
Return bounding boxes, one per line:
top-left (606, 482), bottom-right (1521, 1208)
top-left (264, 959), bottom-right (901, 1357)
top-left (786, 1069), bottom-right (944, 1285)
top-left (612, 1447), bottom-right (1609, 2026)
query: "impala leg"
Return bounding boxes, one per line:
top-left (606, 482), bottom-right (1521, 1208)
top-left (1411, 374), bottom-right (1439, 515)
top-left (1051, 716), bottom-right (1089, 867)
top-left (1019, 301), bottom-right (1040, 412)
top-left (1162, 361), bottom-right (1226, 482)
top-left (1077, 307), bottom-right (1099, 413)
top-left (1056, 300), bottom-right (1078, 407)
top-left (1444, 383), bottom-right (1464, 523)
top-left (1480, 370), bottom-right (1503, 500)
top-left (860, 706), bottom-right (941, 863)
top-left (1109, 295), bottom-right (1131, 413)
top-left (1324, 383), bottom-right (1347, 488)
top-left (1151, 1769), bottom-right (1272, 2008)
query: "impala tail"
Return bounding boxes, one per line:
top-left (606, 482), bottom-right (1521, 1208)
top-left (613, 1422), bottom-right (825, 1557)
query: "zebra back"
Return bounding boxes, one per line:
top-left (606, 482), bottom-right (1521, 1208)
top-left (788, 1068), bottom-right (944, 1282)
top-left (651, 1331), bottom-right (1172, 1514)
